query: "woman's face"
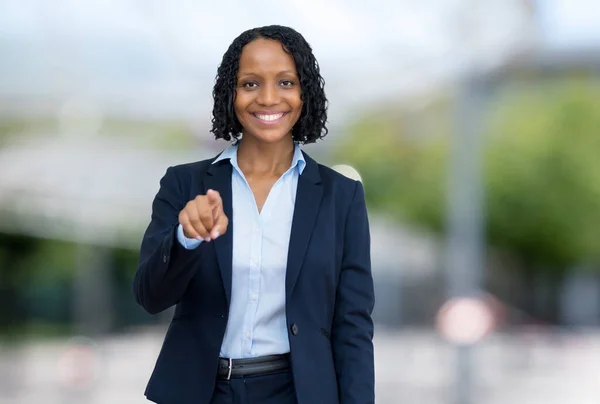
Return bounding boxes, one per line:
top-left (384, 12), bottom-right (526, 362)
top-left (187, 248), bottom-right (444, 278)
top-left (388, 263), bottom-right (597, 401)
top-left (234, 38), bottom-right (303, 145)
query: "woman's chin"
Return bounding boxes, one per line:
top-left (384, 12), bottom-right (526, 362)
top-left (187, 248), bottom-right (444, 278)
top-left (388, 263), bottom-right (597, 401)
top-left (243, 129), bottom-right (293, 144)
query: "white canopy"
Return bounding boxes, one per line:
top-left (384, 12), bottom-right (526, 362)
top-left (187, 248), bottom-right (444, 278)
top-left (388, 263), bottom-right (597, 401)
top-left (0, 136), bottom-right (209, 248)
top-left (0, 136), bottom-right (438, 277)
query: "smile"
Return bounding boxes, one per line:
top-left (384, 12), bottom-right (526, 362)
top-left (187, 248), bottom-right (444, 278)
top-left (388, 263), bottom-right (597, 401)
top-left (252, 112), bottom-right (287, 124)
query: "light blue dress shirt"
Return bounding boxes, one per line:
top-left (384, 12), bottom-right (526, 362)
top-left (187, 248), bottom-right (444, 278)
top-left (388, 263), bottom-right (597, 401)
top-left (176, 143), bottom-right (306, 359)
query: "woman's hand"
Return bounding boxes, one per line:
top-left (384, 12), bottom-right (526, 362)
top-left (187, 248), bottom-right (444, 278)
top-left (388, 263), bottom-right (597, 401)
top-left (178, 189), bottom-right (228, 242)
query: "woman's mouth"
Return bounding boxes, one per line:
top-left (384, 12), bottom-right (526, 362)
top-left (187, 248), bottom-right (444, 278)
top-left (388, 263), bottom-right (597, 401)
top-left (251, 112), bottom-right (287, 124)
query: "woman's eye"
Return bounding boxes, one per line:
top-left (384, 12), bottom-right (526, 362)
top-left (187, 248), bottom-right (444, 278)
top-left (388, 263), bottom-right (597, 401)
top-left (243, 82), bottom-right (258, 88)
top-left (280, 80), bottom-right (294, 87)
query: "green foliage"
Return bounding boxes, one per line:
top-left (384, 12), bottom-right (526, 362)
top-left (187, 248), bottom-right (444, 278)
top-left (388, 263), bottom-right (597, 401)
top-left (26, 240), bottom-right (79, 282)
top-left (0, 233), bottom-right (43, 338)
top-left (335, 78), bottom-right (600, 270)
top-left (334, 112), bottom-right (448, 231)
top-left (0, 233), bottom-right (43, 287)
top-left (113, 247), bottom-right (140, 278)
top-left (485, 79), bottom-right (600, 268)
top-left (0, 118), bottom-right (59, 142)
top-left (0, 234), bottom-right (149, 336)
top-left (0, 116), bottom-right (195, 150)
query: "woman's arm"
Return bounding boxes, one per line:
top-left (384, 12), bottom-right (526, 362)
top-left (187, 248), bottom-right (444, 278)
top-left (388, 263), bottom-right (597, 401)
top-left (331, 181), bottom-right (375, 404)
top-left (133, 166), bottom-right (204, 315)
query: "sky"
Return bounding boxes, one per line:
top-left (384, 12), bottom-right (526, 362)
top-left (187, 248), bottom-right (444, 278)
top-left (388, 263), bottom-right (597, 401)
top-left (536, 0), bottom-right (600, 49)
top-left (0, 0), bottom-right (598, 125)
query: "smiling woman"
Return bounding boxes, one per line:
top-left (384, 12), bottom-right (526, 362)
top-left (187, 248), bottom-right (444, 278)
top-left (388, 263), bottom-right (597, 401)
top-left (211, 26), bottom-right (328, 145)
top-left (233, 38), bottom-right (304, 145)
top-left (133, 25), bottom-right (374, 404)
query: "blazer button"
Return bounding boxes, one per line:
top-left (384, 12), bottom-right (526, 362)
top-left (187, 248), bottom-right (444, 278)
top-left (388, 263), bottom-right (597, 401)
top-left (290, 324), bottom-right (299, 336)
top-left (163, 254), bottom-right (168, 264)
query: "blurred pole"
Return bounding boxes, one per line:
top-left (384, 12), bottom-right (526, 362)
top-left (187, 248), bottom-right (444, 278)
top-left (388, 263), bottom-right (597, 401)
top-left (444, 74), bottom-right (487, 404)
top-left (71, 171), bottom-right (113, 338)
top-left (73, 243), bottom-right (113, 336)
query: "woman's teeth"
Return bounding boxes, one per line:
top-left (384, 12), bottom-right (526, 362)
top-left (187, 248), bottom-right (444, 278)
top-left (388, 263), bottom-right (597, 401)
top-left (254, 113), bottom-right (284, 121)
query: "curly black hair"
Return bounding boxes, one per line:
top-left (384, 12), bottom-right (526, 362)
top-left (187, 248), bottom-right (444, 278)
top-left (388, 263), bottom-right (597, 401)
top-left (210, 25), bottom-right (328, 144)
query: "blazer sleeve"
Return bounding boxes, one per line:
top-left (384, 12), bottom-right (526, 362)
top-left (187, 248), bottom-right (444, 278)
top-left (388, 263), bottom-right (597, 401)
top-left (133, 166), bottom-right (204, 315)
top-left (332, 180), bottom-right (375, 404)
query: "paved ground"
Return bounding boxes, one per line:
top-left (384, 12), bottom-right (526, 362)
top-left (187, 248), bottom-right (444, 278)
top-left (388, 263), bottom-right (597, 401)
top-left (1, 326), bottom-right (600, 403)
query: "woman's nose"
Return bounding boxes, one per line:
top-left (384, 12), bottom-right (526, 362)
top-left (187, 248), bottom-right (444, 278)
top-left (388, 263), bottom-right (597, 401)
top-left (256, 83), bottom-right (279, 106)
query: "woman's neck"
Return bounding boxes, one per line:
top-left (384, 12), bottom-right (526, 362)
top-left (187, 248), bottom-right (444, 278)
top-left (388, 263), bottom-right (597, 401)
top-left (236, 136), bottom-right (295, 177)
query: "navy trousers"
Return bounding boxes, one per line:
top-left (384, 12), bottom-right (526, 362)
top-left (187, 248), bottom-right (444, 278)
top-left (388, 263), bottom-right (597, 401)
top-left (209, 369), bottom-right (297, 404)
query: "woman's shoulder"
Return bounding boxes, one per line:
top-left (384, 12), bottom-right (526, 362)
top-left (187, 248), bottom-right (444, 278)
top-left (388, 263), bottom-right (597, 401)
top-left (306, 152), bottom-right (356, 183)
top-left (317, 163), bottom-right (355, 185)
top-left (300, 151), bottom-right (359, 191)
top-left (170, 158), bottom-right (214, 172)
top-left (314, 161), bottom-right (363, 204)
top-left (167, 154), bottom-right (222, 176)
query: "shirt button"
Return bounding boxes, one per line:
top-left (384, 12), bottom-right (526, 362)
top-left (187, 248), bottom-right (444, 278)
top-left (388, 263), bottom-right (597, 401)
top-left (250, 294), bottom-right (257, 301)
top-left (245, 331), bottom-right (251, 339)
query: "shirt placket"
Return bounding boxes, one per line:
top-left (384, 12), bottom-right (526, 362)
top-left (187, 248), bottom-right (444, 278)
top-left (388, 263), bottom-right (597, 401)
top-left (241, 187), bottom-right (263, 357)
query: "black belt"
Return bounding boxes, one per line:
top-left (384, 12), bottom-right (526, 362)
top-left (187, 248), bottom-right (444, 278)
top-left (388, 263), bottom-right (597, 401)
top-left (217, 354), bottom-right (291, 380)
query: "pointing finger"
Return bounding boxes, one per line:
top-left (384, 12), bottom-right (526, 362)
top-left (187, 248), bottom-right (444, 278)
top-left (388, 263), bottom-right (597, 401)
top-left (206, 189), bottom-right (222, 208)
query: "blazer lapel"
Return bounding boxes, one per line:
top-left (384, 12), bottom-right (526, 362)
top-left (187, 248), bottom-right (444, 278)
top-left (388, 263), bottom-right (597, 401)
top-left (204, 160), bottom-right (233, 306)
top-left (285, 152), bottom-right (322, 300)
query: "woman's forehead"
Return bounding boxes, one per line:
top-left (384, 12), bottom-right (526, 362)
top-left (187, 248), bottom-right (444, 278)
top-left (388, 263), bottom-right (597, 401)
top-left (238, 38), bottom-right (297, 74)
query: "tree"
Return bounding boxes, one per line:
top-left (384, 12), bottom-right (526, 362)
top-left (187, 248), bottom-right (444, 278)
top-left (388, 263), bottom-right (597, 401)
top-left (484, 78), bottom-right (600, 271)
top-left (334, 78), bottom-right (600, 273)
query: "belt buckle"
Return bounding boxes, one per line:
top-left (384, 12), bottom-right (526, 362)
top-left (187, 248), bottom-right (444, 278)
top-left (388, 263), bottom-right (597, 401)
top-left (225, 358), bottom-right (233, 381)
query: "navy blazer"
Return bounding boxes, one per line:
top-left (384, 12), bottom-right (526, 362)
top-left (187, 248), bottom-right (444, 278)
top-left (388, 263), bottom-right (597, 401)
top-left (133, 151), bottom-right (375, 404)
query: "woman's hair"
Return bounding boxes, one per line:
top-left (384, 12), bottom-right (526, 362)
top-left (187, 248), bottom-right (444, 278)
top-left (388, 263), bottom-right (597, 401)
top-left (210, 25), bottom-right (328, 144)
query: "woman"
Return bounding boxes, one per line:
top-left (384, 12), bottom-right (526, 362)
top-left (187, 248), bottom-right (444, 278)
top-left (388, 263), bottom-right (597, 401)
top-left (134, 25), bottom-right (374, 404)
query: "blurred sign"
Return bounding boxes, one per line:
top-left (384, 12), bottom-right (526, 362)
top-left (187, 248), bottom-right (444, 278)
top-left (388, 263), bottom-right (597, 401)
top-left (436, 297), bottom-right (495, 345)
top-left (55, 336), bottom-right (102, 390)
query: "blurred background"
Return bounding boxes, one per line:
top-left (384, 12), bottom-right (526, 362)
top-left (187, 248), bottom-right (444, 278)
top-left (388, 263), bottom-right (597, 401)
top-left (1, 0), bottom-right (599, 403)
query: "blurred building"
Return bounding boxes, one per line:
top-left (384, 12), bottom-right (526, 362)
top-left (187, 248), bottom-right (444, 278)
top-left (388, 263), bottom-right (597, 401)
top-left (3, 0), bottom-right (598, 334)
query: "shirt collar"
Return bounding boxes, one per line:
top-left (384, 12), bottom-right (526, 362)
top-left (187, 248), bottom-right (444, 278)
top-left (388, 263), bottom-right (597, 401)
top-left (213, 142), bottom-right (306, 175)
